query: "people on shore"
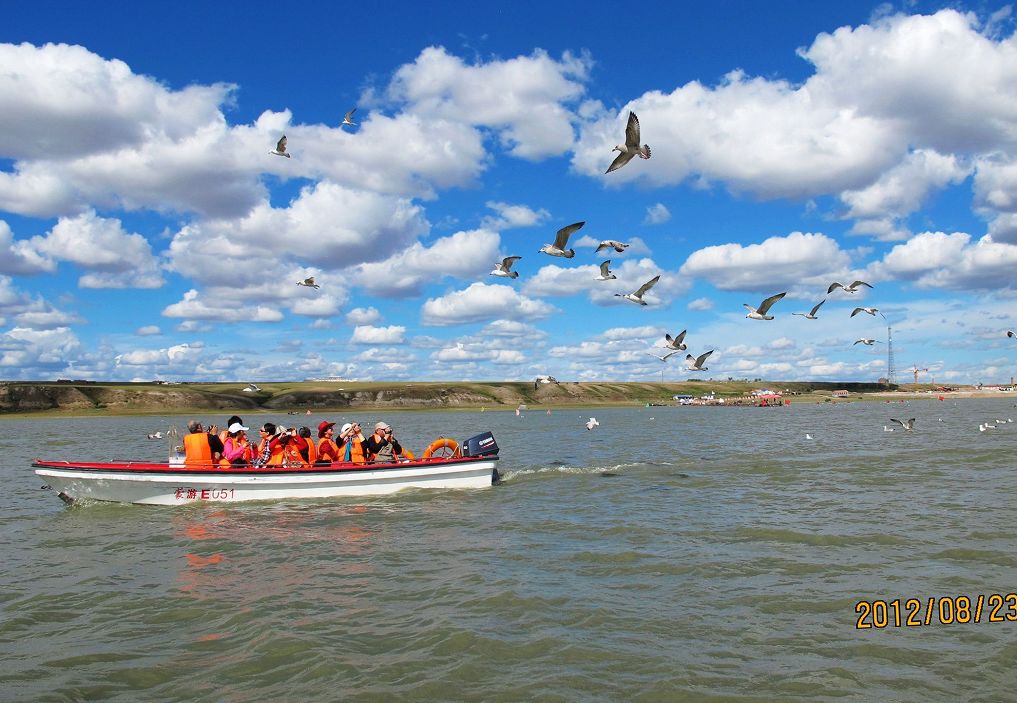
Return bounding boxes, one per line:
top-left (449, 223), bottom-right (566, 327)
top-left (316, 421), bottom-right (341, 464)
top-left (366, 421), bottom-right (402, 463)
top-left (338, 421), bottom-right (367, 463)
top-left (184, 420), bottom-right (224, 466)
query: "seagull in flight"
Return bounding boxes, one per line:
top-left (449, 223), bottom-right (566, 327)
top-left (686, 350), bottom-right (713, 371)
top-left (595, 260), bottom-right (617, 281)
top-left (1008, 330), bottom-right (1015, 338)
top-left (296, 277), bottom-right (320, 289)
top-left (828, 280), bottom-right (873, 294)
top-left (850, 307), bottom-right (879, 317)
top-left (854, 338), bottom-right (881, 346)
top-left (146, 431), bottom-right (164, 440)
top-left (539, 222), bottom-right (584, 258)
top-left (792, 299), bottom-right (826, 320)
top-left (615, 275), bottom-right (660, 305)
top-left (890, 418), bottom-right (916, 431)
top-left (647, 350), bottom-right (680, 362)
top-left (595, 240), bottom-right (629, 254)
top-left (605, 111), bottom-right (651, 174)
top-left (342, 107), bottom-right (357, 127)
top-left (744, 292), bottom-right (786, 320)
top-left (270, 135), bottom-right (291, 158)
top-left (490, 256), bottom-right (522, 279)
top-left (586, 417), bottom-right (600, 431)
top-left (664, 329), bottom-right (688, 351)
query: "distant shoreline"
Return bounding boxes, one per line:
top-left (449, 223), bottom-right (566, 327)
top-left (0, 380), bottom-right (1011, 418)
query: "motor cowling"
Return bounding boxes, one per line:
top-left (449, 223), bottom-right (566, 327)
top-left (462, 431), bottom-right (498, 457)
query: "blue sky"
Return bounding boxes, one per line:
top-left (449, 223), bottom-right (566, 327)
top-left (2, 1), bottom-right (1017, 384)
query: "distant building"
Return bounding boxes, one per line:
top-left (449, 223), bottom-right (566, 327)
top-left (832, 390), bottom-right (850, 397)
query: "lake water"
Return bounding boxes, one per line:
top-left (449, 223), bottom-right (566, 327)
top-left (2, 398), bottom-right (1017, 702)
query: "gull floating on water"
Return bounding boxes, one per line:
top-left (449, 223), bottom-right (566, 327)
top-left (883, 426), bottom-right (895, 432)
top-left (490, 256), bottom-right (522, 279)
top-left (296, 277), bottom-right (320, 289)
top-left (664, 329), bottom-right (688, 351)
top-left (686, 350), bottom-right (713, 371)
top-left (539, 222), bottom-right (584, 258)
top-left (270, 135), bottom-right (291, 158)
top-left (615, 275), bottom-right (660, 305)
top-left (595, 240), bottom-right (629, 254)
top-left (342, 107), bottom-right (357, 127)
top-left (854, 338), bottom-right (881, 346)
top-left (828, 280), bottom-right (873, 294)
top-left (805, 433), bottom-right (813, 440)
top-left (647, 350), bottom-right (679, 362)
top-left (744, 292), bottom-right (786, 320)
top-left (890, 418), bottom-right (916, 431)
top-left (792, 299), bottom-right (826, 320)
top-left (595, 260), bottom-right (617, 281)
top-left (146, 432), bottom-right (163, 440)
top-left (979, 423), bottom-right (995, 431)
top-left (851, 307), bottom-right (879, 317)
top-left (605, 111), bottom-right (651, 174)
top-left (586, 417), bottom-right (599, 431)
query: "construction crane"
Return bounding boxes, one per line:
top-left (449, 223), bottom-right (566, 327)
top-left (910, 364), bottom-right (929, 385)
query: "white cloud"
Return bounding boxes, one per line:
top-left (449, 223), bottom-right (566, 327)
top-left (346, 307), bottom-right (382, 325)
top-left (601, 325), bottom-right (661, 341)
top-left (0, 326), bottom-right (81, 368)
top-left (162, 289), bottom-right (283, 322)
top-left (0, 221), bottom-right (53, 274)
top-left (643, 203), bottom-right (671, 225)
top-left (869, 230), bottom-right (1017, 290)
top-left (479, 320), bottom-right (546, 339)
top-left (351, 325), bottom-right (406, 344)
top-left (136, 325), bottom-right (161, 336)
top-left (481, 201), bottom-right (551, 230)
top-left (421, 282), bottom-right (555, 326)
top-left (688, 297), bottom-right (714, 311)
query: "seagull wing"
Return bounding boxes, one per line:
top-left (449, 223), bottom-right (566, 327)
top-left (890, 418), bottom-right (904, 427)
top-left (595, 242), bottom-right (609, 253)
top-left (605, 150), bottom-right (635, 174)
top-left (634, 275), bottom-right (660, 297)
top-left (810, 299), bottom-right (826, 316)
top-left (850, 280), bottom-right (873, 289)
top-left (756, 291), bottom-right (786, 315)
top-left (345, 107), bottom-right (357, 122)
top-left (501, 256), bottom-right (522, 270)
top-left (624, 111), bottom-right (641, 148)
top-left (276, 135), bottom-right (287, 153)
top-left (696, 350), bottom-right (713, 366)
top-left (850, 308), bottom-right (863, 317)
top-left (827, 282), bottom-right (844, 293)
top-left (599, 260), bottom-right (612, 276)
top-left (667, 329), bottom-right (687, 347)
top-left (554, 221), bottom-right (584, 249)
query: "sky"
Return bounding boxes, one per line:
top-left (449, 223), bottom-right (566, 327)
top-left (2, 0), bottom-right (1017, 385)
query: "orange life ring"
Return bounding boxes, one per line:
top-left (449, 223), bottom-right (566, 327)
top-left (422, 437), bottom-right (460, 458)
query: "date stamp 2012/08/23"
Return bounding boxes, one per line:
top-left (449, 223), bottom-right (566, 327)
top-left (855, 594), bottom-right (1017, 629)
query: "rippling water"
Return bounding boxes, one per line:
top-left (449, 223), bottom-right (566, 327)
top-left (3, 399), bottom-right (1017, 702)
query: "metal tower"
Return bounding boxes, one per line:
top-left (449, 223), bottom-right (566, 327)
top-left (887, 325), bottom-right (897, 385)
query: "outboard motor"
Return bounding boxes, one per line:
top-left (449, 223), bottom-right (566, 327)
top-left (462, 431), bottom-right (499, 457)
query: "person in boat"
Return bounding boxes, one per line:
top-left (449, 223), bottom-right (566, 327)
top-left (217, 415), bottom-right (244, 445)
top-left (298, 426), bottom-right (317, 464)
top-left (253, 422), bottom-right (287, 468)
top-left (337, 421), bottom-right (367, 464)
top-left (221, 422), bottom-right (252, 466)
top-left (365, 421), bottom-right (403, 463)
top-left (316, 421), bottom-right (341, 464)
top-left (281, 427), bottom-right (309, 467)
top-left (184, 420), bottom-right (225, 466)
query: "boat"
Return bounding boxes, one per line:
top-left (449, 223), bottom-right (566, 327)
top-left (34, 432), bottom-right (501, 505)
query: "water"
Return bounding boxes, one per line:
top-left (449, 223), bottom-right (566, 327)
top-left (2, 399), bottom-right (1017, 702)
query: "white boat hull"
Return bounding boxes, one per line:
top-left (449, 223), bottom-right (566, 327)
top-left (34, 458), bottom-right (500, 505)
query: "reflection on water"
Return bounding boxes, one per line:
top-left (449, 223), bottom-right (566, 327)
top-left (2, 400), bottom-right (1017, 701)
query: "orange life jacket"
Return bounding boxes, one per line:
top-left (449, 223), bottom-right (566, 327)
top-left (317, 438), bottom-right (340, 463)
top-left (257, 438), bottom-right (286, 467)
top-left (339, 438), bottom-right (367, 464)
top-left (304, 438), bottom-right (317, 464)
top-left (184, 433), bottom-right (213, 467)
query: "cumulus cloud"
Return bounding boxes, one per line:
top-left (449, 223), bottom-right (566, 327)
top-left (688, 297), bottom-right (714, 311)
top-left (480, 319), bottom-right (546, 338)
top-left (0, 220), bottom-right (53, 275)
top-left (162, 289), bottom-right (284, 322)
top-left (351, 325), bottom-right (406, 344)
top-left (480, 201), bottom-right (551, 230)
top-left (136, 325), bottom-right (161, 336)
top-left (421, 282), bottom-right (555, 326)
top-left (346, 307), bottom-right (382, 325)
top-left (0, 326), bottom-right (81, 369)
top-left (643, 203), bottom-right (671, 225)
top-left (868, 230), bottom-right (1017, 290)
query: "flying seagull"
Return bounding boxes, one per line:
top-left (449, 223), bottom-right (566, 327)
top-left (539, 221), bottom-right (584, 258)
top-left (342, 107), bottom-right (357, 127)
top-left (850, 307), bottom-right (879, 317)
top-left (605, 111), bottom-right (651, 174)
top-left (1008, 330), bottom-right (1015, 338)
top-left (647, 350), bottom-right (679, 362)
top-left (854, 338), bottom-right (881, 346)
top-left (146, 431), bottom-right (164, 440)
top-left (615, 275), bottom-right (660, 305)
top-left (890, 418), bottom-right (916, 432)
top-left (296, 277), bottom-right (320, 289)
top-left (744, 292), bottom-right (787, 320)
top-left (586, 417), bottom-right (600, 431)
top-left (595, 240), bottom-right (629, 254)
top-left (490, 256), bottom-right (522, 279)
top-left (595, 260), bottom-right (617, 281)
top-left (270, 135), bottom-right (291, 158)
top-left (792, 299), bottom-right (826, 320)
top-left (828, 280), bottom-right (873, 294)
top-left (686, 350), bottom-right (713, 371)
top-left (664, 329), bottom-right (688, 351)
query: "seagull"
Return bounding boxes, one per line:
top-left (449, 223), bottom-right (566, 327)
top-left (615, 275), bottom-right (660, 305)
top-left (342, 107), bottom-right (357, 127)
top-left (1008, 330), bottom-right (1016, 338)
top-left (243, 383), bottom-right (261, 392)
top-left (792, 299), bottom-right (826, 320)
top-left (744, 292), bottom-right (786, 320)
top-left (890, 418), bottom-right (916, 431)
top-left (270, 135), bottom-right (291, 158)
top-left (586, 417), bottom-right (599, 431)
top-left (853, 338), bottom-right (881, 346)
top-left (605, 111), bottom-right (651, 174)
top-left (146, 431), bottom-right (164, 440)
top-left (979, 423), bottom-right (995, 431)
top-left (850, 307), bottom-right (879, 317)
top-left (686, 350), bottom-right (713, 371)
top-left (595, 240), bottom-right (629, 254)
top-left (647, 350), bottom-right (679, 362)
top-left (805, 433), bottom-right (813, 440)
top-left (595, 260), bottom-right (617, 281)
top-left (296, 277), bottom-right (320, 289)
top-left (490, 256), bottom-right (522, 278)
top-left (883, 426), bottom-right (895, 432)
top-left (539, 221), bottom-right (584, 258)
top-left (664, 329), bottom-right (688, 351)
top-left (828, 280), bottom-right (873, 294)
